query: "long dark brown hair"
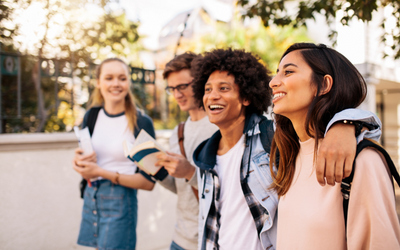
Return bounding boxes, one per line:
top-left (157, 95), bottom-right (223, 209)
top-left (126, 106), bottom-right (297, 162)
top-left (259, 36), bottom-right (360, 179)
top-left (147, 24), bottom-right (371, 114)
top-left (269, 43), bottom-right (367, 196)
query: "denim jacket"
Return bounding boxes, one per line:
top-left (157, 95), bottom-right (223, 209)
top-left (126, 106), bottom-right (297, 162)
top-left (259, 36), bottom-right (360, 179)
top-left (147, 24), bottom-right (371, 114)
top-left (193, 109), bottom-right (381, 250)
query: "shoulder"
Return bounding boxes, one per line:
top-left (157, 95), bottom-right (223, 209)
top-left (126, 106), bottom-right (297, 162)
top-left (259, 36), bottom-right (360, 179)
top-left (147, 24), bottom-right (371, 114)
top-left (136, 109), bottom-right (153, 126)
top-left (82, 106), bottom-right (102, 127)
top-left (355, 148), bottom-right (389, 177)
top-left (135, 109), bottom-right (155, 137)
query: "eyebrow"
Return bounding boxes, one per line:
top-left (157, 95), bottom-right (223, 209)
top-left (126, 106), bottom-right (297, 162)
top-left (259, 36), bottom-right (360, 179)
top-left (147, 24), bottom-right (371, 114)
top-left (276, 63), bottom-right (298, 73)
top-left (205, 81), bottom-right (232, 85)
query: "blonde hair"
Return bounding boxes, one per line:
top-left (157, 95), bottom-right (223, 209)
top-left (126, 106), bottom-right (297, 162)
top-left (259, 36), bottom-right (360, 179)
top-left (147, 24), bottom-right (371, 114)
top-left (87, 58), bottom-right (137, 132)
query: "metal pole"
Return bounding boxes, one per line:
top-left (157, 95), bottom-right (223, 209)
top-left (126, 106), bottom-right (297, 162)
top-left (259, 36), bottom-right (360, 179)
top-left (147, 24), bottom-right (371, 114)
top-left (17, 55), bottom-right (21, 118)
top-left (71, 54), bottom-right (74, 111)
top-left (380, 91), bottom-right (385, 146)
top-left (0, 45), bottom-right (2, 134)
top-left (55, 60), bottom-right (59, 116)
top-left (38, 58), bottom-right (42, 119)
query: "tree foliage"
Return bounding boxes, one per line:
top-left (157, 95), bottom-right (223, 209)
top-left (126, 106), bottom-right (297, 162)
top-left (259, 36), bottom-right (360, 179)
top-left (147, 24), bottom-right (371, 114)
top-left (238, 0), bottom-right (400, 59)
top-left (0, 0), bottom-right (144, 133)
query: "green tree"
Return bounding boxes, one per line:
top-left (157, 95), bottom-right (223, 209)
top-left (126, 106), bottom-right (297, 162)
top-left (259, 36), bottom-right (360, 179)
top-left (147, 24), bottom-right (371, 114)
top-left (3, 0), bottom-right (143, 133)
top-left (181, 13), bottom-right (311, 72)
top-left (238, 0), bottom-right (400, 59)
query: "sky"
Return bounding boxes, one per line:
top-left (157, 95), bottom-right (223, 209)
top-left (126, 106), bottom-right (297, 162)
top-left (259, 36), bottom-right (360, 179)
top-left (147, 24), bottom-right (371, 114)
top-left (120, 0), bottom-right (202, 50)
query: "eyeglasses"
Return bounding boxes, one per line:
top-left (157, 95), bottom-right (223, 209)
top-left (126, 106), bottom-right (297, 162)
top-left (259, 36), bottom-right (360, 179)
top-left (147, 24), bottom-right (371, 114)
top-left (165, 82), bottom-right (192, 95)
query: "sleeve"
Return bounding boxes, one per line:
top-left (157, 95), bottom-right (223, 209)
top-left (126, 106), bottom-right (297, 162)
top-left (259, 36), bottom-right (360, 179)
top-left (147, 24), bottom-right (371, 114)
top-left (324, 108), bottom-right (382, 143)
top-left (138, 170), bottom-right (156, 184)
top-left (187, 169), bottom-right (198, 189)
top-left (347, 148), bottom-right (400, 249)
top-left (158, 175), bottom-right (178, 194)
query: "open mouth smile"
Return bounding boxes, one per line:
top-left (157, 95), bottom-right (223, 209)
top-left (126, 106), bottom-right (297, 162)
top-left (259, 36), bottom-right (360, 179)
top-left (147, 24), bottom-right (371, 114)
top-left (272, 92), bottom-right (286, 102)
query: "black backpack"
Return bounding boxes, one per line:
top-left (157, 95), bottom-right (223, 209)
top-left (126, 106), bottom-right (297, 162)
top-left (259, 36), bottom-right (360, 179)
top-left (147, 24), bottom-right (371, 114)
top-left (341, 139), bottom-right (400, 228)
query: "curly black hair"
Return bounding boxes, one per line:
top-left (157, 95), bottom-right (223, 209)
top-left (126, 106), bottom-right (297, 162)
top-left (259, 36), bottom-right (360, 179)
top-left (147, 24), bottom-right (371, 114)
top-left (191, 48), bottom-right (272, 115)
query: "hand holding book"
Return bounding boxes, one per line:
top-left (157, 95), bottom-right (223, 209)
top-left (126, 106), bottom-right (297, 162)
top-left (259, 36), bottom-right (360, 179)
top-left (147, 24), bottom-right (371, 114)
top-left (123, 129), bottom-right (168, 180)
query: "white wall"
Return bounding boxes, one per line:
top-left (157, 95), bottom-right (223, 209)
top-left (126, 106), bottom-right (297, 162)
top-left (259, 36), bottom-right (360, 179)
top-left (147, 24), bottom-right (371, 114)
top-left (0, 132), bottom-right (177, 250)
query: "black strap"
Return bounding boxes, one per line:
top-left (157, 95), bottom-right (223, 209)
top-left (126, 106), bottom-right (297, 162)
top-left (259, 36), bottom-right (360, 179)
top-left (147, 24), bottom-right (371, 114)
top-left (87, 107), bottom-right (101, 136)
top-left (341, 139), bottom-right (400, 229)
top-left (79, 107), bottom-right (101, 199)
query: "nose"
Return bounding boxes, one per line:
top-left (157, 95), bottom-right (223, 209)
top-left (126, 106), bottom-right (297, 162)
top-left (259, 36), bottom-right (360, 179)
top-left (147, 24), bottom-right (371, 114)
top-left (269, 75), bottom-right (281, 89)
top-left (173, 88), bottom-right (183, 99)
top-left (208, 87), bottom-right (220, 100)
top-left (111, 78), bottom-right (120, 86)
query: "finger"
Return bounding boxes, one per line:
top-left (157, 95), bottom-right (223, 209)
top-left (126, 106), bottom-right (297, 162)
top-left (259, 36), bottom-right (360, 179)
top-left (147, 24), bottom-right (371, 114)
top-left (166, 151), bottom-right (184, 158)
top-left (324, 157), bottom-right (336, 186)
top-left (343, 156), bottom-right (354, 179)
top-left (73, 164), bottom-right (83, 174)
top-left (77, 161), bottom-right (91, 167)
top-left (334, 154), bottom-right (345, 183)
top-left (75, 148), bottom-right (83, 154)
top-left (315, 149), bottom-right (326, 186)
top-left (156, 152), bottom-right (168, 160)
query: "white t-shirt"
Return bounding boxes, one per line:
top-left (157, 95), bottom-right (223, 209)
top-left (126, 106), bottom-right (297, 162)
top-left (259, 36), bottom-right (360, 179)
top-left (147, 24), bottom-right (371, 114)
top-left (215, 135), bottom-right (263, 250)
top-left (91, 109), bottom-right (137, 176)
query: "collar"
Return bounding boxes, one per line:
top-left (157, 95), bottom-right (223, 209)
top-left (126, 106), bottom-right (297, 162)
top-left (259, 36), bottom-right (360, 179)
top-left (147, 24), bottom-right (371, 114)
top-left (193, 112), bottom-right (264, 170)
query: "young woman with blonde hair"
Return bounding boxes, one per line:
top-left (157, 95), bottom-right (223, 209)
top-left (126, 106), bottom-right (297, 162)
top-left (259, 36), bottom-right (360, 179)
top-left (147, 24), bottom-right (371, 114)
top-left (73, 58), bottom-right (156, 250)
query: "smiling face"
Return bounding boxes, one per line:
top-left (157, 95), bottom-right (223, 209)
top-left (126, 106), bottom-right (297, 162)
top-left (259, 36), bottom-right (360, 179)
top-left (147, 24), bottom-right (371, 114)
top-left (269, 50), bottom-right (317, 123)
top-left (166, 69), bottom-right (197, 112)
top-left (203, 70), bottom-right (249, 129)
top-left (97, 60), bottom-right (130, 106)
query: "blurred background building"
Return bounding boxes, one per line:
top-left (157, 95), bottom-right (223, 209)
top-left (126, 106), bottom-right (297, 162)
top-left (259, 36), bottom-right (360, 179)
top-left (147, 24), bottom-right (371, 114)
top-left (0, 0), bottom-right (399, 249)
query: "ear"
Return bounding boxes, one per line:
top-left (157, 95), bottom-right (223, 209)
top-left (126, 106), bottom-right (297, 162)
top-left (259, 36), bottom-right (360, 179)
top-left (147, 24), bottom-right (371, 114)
top-left (319, 74), bottom-right (333, 96)
top-left (95, 80), bottom-right (100, 88)
top-left (243, 98), bottom-right (251, 107)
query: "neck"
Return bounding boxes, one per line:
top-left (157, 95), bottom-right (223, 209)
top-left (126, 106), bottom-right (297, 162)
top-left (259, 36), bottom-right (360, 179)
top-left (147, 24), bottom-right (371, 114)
top-left (103, 101), bottom-right (125, 115)
top-left (188, 108), bottom-right (206, 121)
top-left (290, 115), bottom-right (311, 142)
top-left (217, 114), bottom-right (246, 155)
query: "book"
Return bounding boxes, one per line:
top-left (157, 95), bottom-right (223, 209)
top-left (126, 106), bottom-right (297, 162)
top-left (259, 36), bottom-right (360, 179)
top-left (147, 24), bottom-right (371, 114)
top-left (73, 126), bottom-right (94, 155)
top-left (123, 129), bottom-right (165, 175)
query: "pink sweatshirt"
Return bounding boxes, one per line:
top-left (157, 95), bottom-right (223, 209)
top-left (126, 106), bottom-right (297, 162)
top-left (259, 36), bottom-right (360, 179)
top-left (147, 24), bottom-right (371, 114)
top-left (277, 138), bottom-right (400, 250)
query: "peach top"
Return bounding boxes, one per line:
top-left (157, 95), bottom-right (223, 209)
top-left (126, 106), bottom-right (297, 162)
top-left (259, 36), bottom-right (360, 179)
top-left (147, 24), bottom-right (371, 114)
top-left (277, 138), bottom-right (400, 250)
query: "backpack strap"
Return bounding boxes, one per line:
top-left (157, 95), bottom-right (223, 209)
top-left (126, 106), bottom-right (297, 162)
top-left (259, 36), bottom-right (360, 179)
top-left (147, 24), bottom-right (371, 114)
top-left (87, 106), bottom-right (102, 136)
top-left (178, 122), bottom-right (187, 158)
top-left (177, 121), bottom-right (199, 201)
top-left (341, 139), bottom-right (400, 229)
top-left (80, 106), bottom-right (101, 199)
top-left (259, 117), bottom-right (275, 153)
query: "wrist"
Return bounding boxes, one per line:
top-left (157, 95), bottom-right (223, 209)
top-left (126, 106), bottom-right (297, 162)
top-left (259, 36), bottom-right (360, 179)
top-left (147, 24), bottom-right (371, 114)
top-left (185, 165), bottom-right (196, 181)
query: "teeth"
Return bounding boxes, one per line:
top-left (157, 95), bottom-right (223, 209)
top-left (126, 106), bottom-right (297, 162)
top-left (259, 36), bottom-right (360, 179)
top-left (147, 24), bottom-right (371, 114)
top-left (209, 105), bottom-right (224, 109)
top-left (273, 93), bottom-right (286, 100)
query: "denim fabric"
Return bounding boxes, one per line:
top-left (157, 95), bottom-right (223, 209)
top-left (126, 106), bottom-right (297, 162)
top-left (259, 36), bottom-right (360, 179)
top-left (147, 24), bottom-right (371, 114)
top-left (170, 241), bottom-right (186, 250)
top-left (77, 180), bottom-right (138, 250)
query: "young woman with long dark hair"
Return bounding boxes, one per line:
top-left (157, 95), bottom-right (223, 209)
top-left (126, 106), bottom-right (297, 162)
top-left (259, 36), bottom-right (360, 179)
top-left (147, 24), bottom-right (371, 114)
top-left (269, 43), bottom-right (400, 249)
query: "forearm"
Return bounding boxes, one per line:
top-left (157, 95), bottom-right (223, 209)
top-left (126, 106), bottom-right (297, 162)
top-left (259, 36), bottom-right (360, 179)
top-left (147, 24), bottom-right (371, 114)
top-left (98, 168), bottom-right (155, 190)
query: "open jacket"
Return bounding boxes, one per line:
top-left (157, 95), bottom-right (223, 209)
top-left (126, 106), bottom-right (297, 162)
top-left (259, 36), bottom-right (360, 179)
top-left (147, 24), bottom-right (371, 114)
top-left (193, 109), bottom-right (382, 250)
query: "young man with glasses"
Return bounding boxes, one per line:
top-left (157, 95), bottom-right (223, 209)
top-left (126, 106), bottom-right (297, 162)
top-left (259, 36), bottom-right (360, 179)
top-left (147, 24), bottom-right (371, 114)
top-left (155, 52), bottom-right (218, 250)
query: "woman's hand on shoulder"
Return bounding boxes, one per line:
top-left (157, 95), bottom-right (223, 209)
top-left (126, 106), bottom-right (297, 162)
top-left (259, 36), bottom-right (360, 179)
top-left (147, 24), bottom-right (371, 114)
top-left (316, 123), bottom-right (356, 186)
top-left (73, 147), bottom-right (97, 165)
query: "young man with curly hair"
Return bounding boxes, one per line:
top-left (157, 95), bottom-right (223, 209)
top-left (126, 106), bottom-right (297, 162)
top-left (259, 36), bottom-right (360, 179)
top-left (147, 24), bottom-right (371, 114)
top-left (155, 52), bottom-right (218, 250)
top-left (191, 48), bottom-right (381, 250)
